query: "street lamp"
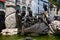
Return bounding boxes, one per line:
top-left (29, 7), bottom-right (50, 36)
top-left (38, 0), bottom-right (39, 14)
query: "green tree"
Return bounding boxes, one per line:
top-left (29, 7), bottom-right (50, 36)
top-left (49, 0), bottom-right (60, 15)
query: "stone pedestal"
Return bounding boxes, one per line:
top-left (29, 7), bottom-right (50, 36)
top-left (5, 7), bottom-right (16, 28)
top-left (1, 28), bottom-right (18, 35)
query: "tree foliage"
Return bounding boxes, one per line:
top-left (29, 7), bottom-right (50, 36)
top-left (49, 0), bottom-right (60, 8)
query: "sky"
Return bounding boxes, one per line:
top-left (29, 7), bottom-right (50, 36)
top-left (31, 0), bottom-right (48, 16)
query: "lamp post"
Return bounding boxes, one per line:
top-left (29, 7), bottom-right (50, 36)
top-left (38, 0), bottom-right (39, 14)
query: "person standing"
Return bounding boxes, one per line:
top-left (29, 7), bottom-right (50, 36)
top-left (0, 0), bottom-right (6, 32)
top-left (43, 3), bottom-right (47, 11)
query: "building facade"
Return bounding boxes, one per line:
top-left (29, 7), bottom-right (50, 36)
top-left (19, 0), bottom-right (32, 16)
top-left (30, 0), bottom-right (49, 16)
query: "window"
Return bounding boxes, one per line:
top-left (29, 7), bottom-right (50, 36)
top-left (22, 6), bottom-right (26, 11)
top-left (15, 5), bottom-right (20, 10)
top-left (22, 0), bottom-right (26, 4)
top-left (16, 0), bottom-right (20, 4)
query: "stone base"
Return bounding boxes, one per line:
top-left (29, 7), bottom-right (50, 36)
top-left (49, 20), bottom-right (60, 34)
top-left (1, 28), bottom-right (18, 35)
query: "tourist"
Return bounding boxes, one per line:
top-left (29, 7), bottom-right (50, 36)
top-left (0, 0), bottom-right (6, 9)
top-left (0, 0), bottom-right (6, 33)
